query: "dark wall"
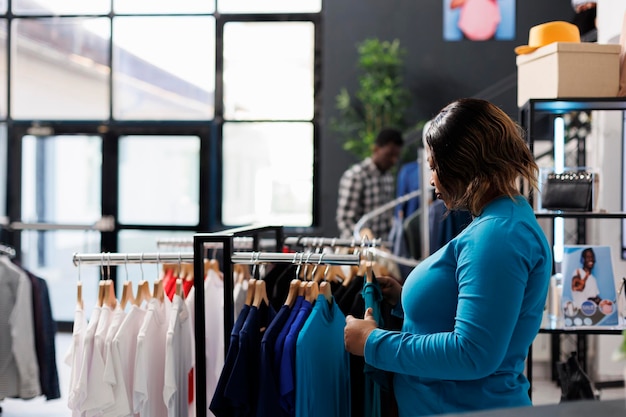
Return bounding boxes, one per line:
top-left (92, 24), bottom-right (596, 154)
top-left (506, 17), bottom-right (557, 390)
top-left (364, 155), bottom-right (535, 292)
top-left (316, 0), bottom-right (577, 237)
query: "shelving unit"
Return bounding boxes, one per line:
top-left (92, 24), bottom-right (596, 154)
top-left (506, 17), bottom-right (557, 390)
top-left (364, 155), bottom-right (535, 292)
top-left (520, 97), bottom-right (626, 395)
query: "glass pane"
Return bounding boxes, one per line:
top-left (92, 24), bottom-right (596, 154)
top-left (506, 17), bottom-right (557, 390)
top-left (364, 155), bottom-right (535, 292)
top-left (222, 122), bottom-right (313, 226)
top-left (20, 230), bottom-right (101, 322)
top-left (113, 16), bottom-right (215, 120)
top-left (13, 0), bottom-right (110, 15)
top-left (0, 1), bottom-right (6, 13)
top-left (118, 135), bottom-right (200, 225)
top-left (224, 22), bottom-right (314, 120)
top-left (21, 135), bottom-right (102, 223)
top-left (0, 20), bottom-right (7, 119)
top-left (11, 18), bottom-right (111, 120)
top-left (218, 0), bottom-right (320, 13)
top-left (114, 0), bottom-right (213, 14)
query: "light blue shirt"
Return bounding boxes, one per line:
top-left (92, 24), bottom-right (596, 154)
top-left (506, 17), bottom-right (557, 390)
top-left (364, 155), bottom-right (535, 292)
top-left (295, 295), bottom-right (351, 417)
top-left (364, 196), bottom-right (552, 416)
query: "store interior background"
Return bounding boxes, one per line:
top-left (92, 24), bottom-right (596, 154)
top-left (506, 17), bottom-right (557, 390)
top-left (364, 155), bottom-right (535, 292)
top-left (324, 0), bottom-right (626, 386)
top-left (1, 0), bottom-right (626, 412)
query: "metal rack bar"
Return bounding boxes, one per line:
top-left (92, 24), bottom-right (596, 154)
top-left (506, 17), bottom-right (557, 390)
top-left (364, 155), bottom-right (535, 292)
top-left (230, 251), bottom-right (359, 265)
top-left (156, 236), bottom-right (279, 250)
top-left (6, 215), bottom-right (116, 232)
top-left (354, 188), bottom-right (422, 240)
top-left (71, 250), bottom-right (360, 266)
top-left (284, 235), bottom-right (421, 267)
top-left (72, 251), bottom-right (195, 266)
top-left (283, 236), bottom-right (385, 247)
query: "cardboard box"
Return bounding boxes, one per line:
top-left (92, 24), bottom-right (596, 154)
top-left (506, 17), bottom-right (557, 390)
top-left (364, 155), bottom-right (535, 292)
top-left (516, 42), bottom-right (621, 107)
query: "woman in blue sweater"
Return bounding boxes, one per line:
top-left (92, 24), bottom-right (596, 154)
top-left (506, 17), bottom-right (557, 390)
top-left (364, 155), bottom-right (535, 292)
top-left (344, 98), bottom-right (552, 416)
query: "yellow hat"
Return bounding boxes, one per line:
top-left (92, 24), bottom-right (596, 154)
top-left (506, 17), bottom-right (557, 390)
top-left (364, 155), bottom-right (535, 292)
top-left (515, 21), bottom-right (581, 55)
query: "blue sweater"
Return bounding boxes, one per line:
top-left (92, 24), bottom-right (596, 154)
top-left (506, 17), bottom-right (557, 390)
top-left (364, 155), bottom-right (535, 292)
top-left (364, 196), bottom-right (552, 416)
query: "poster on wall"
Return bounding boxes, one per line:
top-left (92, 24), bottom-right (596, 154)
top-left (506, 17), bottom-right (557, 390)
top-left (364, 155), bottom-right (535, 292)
top-left (443, 0), bottom-right (516, 41)
top-left (561, 245), bottom-right (620, 328)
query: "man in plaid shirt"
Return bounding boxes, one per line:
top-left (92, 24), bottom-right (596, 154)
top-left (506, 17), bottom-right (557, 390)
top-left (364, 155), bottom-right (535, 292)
top-left (336, 128), bottom-right (404, 239)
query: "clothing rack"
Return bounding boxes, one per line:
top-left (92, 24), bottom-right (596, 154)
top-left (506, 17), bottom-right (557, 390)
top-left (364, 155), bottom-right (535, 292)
top-left (191, 225), bottom-right (363, 417)
top-left (73, 224), bottom-right (361, 417)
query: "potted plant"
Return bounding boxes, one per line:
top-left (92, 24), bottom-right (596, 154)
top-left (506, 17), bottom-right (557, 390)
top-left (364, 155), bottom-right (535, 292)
top-left (331, 37), bottom-right (412, 161)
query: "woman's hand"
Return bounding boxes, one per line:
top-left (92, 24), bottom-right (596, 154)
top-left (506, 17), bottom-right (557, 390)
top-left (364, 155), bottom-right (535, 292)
top-left (344, 308), bottom-right (377, 356)
top-left (377, 275), bottom-right (403, 307)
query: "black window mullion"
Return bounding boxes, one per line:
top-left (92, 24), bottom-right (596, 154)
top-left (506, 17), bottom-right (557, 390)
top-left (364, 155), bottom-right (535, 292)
top-left (101, 130), bottom-right (118, 258)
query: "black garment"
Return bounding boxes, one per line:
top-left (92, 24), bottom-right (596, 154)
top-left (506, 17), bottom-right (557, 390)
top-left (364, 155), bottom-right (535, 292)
top-left (336, 275), bottom-right (402, 417)
top-left (12, 261), bottom-right (61, 401)
top-left (428, 200), bottom-right (472, 254)
top-left (211, 305), bottom-right (250, 417)
top-left (28, 274), bottom-right (60, 400)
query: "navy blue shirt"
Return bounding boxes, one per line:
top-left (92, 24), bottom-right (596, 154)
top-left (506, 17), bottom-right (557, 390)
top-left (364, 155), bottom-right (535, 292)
top-left (256, 304), bottom-right (291, 417)
top-left (210, 304), bottom-right (250, 417)
top-left (279, 299), bottom-right (313, 416)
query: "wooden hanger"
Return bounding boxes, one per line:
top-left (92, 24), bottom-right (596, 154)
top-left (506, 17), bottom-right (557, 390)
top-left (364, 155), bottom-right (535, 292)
top-left (284, 279), bottom-right (300, 308)
top-left (162, 262), bottom-right (178, 277)
top-left (204, 258), bottom-right (221, 277)
top-left (244, 278), bottom-right (257, 306)
top-left (234, 264), bottom-right (252, 283)
top-left (252, 280), bottom-right (269, 308)
top-left (134, 280), bottom-right (152, 307)
top-left (365, 251), bottom-right (374, 284)
top-left (104, 280), bottom-right (118, 309)
top-left (372, 261), bottom-right (390, 279)
top-left (319, 281), bottom-right (333, 304)
top-left (175, 278), bottom-right (184, 298)
top-left (76, 281), bottom-right (84, 310)
top-left (182, 263), bottom-right (194, 283)
top-left (153, 278), bottom-right (164, 303)
top-left (97, 281), bottom-right (106, 307)
top-left (313, 262), bottom-right (344, 284)
top-left (342, 265), bottom-right (358, 287)
top-left (298, 280), bottom-right (307, 296)
top-left (305, 281), bottom-right (319, 303)
top-left (120, 281), bottom-right (135, 309)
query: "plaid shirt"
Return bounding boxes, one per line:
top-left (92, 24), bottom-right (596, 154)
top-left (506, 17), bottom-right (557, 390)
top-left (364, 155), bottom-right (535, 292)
top-left (336, 157), bottom-right (395, 239)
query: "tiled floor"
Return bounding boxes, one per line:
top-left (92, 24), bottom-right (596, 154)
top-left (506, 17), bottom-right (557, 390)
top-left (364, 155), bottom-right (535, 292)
top-left (0, 333), bottom-right (624, 416)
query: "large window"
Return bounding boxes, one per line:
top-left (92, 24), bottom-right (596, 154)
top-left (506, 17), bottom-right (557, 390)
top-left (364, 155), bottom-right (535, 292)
top-left (4, 2), bottom-right (321, 323)
top-left (118, 135), bottom-right (200, 225)
top-left (222, 21), bottom-right (315, 226)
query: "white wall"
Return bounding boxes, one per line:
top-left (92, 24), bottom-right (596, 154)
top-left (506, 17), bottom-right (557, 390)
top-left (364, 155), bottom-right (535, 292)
top-left (586, 0), bottom-right (626, 381)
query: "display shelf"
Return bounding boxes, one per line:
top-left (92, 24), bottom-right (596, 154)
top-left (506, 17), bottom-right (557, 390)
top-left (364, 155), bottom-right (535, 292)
top-left (520, 97), bottom-right (626, 399)
top-left (535, 211), bottom-right (626, 219)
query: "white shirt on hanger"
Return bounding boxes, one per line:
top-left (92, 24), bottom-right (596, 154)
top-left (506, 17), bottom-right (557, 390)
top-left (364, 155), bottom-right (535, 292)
top-left (82, 304), bottom-right (115, 417)
top-left (65, 303), bottom-right (88, 417)
top-left (102, 305), bottom-right (130, 417)
top-left (163, 293), bottom-right (195, 417)
top-left (112, 303), bottom-right (147, 417)
top-left (133, 296), bottom-right (171, 417)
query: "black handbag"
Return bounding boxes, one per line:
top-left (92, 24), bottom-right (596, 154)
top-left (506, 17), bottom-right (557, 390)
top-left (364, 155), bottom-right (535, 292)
top-left (556, 351), bottom-right (598, 402)
top-left (541, 171), bottom-right (595, 211)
